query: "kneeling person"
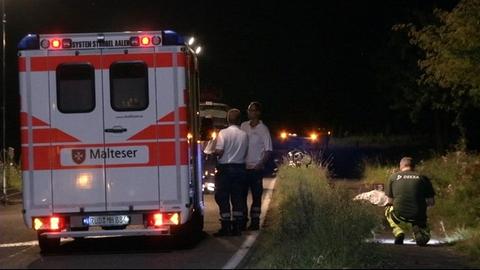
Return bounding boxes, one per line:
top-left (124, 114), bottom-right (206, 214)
top-left (385, 157), bottom-right (435, 246)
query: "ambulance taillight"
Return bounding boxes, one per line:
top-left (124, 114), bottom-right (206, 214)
top-left (33, 216), bottom-right (65, 231)
top-left (147, 212), bottom-right (180, 227)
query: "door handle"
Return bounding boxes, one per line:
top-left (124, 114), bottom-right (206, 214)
top-left (105, 126), bottom-right (127, 133)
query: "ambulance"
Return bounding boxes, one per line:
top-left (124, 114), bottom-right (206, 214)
top-left (17, 31), bottom-right (204, 252)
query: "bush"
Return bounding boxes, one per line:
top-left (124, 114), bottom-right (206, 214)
top-left (360, 160), bottom-right (396, 186)
top-left (250, 164), bottom-right (381, 269)
top-left (0, 161), bottom-right (22, 192)
top-left (418, 152), bottom-right (480, 232)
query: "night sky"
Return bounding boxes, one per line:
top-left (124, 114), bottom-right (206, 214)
top-left (1, 0), bottom-right (458, 150)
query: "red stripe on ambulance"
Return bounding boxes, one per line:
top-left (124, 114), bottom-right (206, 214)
top-left (157, 107), bottom-right (188, 122)
top-left (18, 52), bottom-right (187, 72)
top-left (128, 124), bottom-right (188, 141)
top-left (20, 112), bottom-right (49, 127)
top-left (21, 128), bottom-right (81, 144)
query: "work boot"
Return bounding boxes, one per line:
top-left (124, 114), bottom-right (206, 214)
top-left (413, 225), bottom-right (429, 246)
top-left (231, 220), bottom-right (242, 236)
top-left (248, 219), bottom-right (260, 231)
top-left (394, 233), bottom-right (404, 245)
top-left (213, 220), bottom-right (231, 237)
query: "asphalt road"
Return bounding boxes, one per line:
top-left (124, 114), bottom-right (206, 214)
top-left (0, 178), bottom-right (276, 269)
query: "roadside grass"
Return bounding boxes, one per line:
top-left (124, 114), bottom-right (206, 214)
top-left (361, 151), bottom-right (480, 265)
top-left (359, 159), bottom-right (396, 186)
top-left (248, 164), bottom-right (383, 269)
top-left (0, 161), bottom-right (22, 191)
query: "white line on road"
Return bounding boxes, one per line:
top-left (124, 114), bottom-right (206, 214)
top-left (0, 241), bottom-right (38, 248)
top-left (0, 238), bottom-right (72, 248)
top-left (222, 177), bottom-right (277, 270)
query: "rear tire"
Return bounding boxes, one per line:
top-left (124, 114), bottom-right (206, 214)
top-left (37, 232), bottom-right (60, 253)
top-left (171, 210), bottom-right (204, 248)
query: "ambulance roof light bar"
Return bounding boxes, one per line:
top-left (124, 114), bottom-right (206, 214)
top-left (18, 30), bottom-right (187, 50)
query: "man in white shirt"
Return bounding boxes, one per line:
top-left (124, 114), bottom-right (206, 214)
top-left (214, 109), bottom-right (248, 236)
top-left (240, 102), bottom-right (273, 230)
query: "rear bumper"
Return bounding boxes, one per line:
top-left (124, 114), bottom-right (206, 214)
top-left (40, 228), bottom-right (170, 239)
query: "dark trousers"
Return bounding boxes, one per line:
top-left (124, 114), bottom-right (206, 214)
top-left (243, 169), bottom-right (264, 222)
top-left (214, 164), bottom-right (246, 222)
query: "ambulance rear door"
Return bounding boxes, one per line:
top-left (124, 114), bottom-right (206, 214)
top-left (101, 48), bottom-right (159, 211)
top-left (48, 49), bottom-right (106, 213)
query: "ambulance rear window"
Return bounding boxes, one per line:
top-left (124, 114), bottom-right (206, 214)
top-left (56, 64), bottom-right (95, 114)
top-left (110, 62), bottom-right (148, 111)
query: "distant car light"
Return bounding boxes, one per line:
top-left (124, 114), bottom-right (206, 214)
top-left (206, 183), bottom-right (215, 192)
top-left (280, 131), bottom-right (288, 140)
top-left (310, 132), bottom-right (319, 141)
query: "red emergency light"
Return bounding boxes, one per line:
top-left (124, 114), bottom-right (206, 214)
top-left (51, 39), bottom-right (61, 48)
top-left (141, 36), bottom-right (150, 45)
top-left (130, 36), bottom-right (161, 46)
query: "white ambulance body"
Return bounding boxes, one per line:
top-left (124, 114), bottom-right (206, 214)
top-left (17, 31), bottom-right (204, 252)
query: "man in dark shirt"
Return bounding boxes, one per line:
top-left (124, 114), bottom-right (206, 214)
top-left (385, 157), bottom-right (435, 246)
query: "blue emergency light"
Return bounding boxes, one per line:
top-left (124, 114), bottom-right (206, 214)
top-left (17, 34), bottom-right (40, 50)
top-left (162, 30), bottom-right (185, 46)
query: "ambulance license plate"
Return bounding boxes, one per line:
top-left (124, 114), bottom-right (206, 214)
top-left (87, 215), bottom-right (130, 226)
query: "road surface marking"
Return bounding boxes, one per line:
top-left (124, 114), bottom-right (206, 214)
top-left (0, 238), bottom-right (72, 248)
top-left (0, 241), bottom-right (38, 248)
top-left (222, 177), bottom-right (277, 270)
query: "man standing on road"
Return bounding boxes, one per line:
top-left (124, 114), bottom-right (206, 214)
top-left (214, 109), bottom-right (248, 237)
top-left (385, 157), bottom-right (435, 246)
top-left (241, 102), bottom-right (273, 231)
